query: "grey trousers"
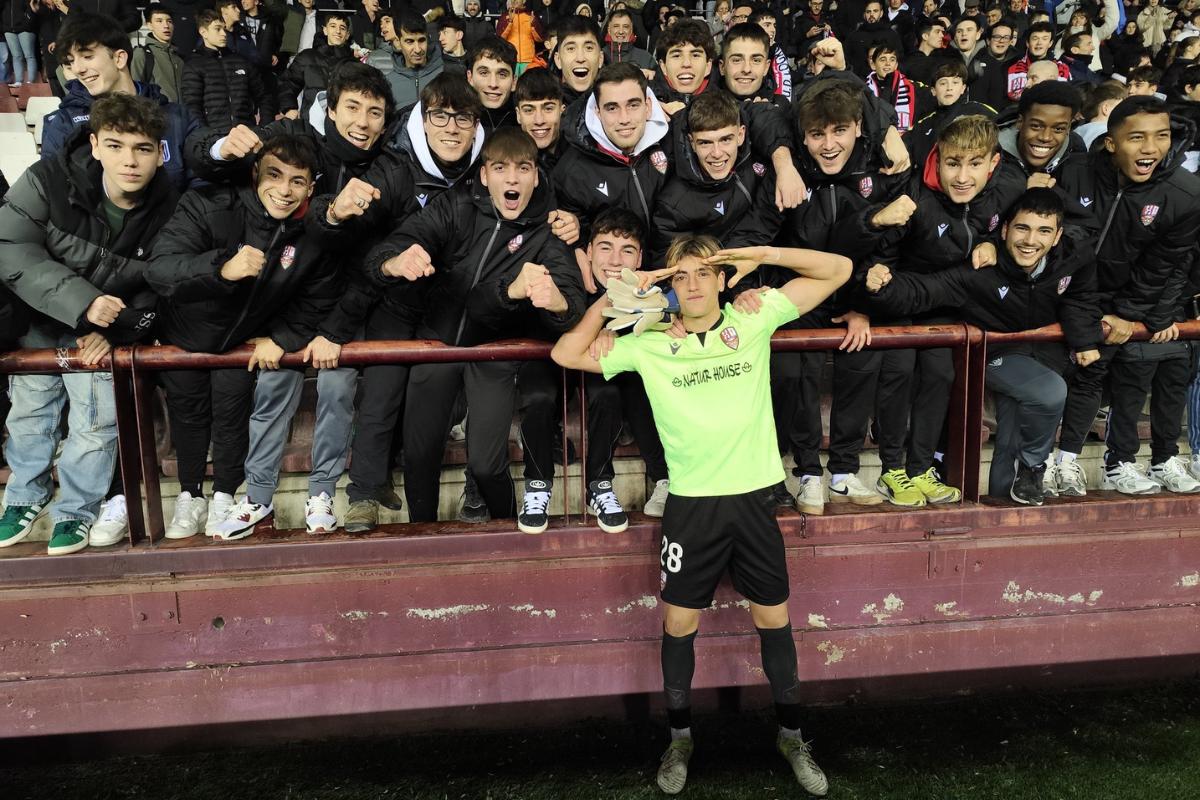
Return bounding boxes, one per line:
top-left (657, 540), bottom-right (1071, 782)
top-left (244, 367), bottom-right (357, 505)
top-left (986, 354), bottom-right (1067, 497)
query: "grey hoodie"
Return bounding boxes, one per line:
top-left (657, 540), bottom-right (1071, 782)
top-left (386, 43), bottom-right (446, 112)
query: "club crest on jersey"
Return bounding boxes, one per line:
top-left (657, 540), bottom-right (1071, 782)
top-left (720, 326), bottom-right (739, 350)
top-left (1140, 204), bottom-right (1159, 226)
top-left (988, 214), bottom-right (999, 232)
top-left (280, 245), bottom-right (296, 269)
top-left (858, 176), bottom-right (873, 198)
top-left (1057, 275), bottom-right (1072, 295)
top-left (937, 223), bottom-right (949, 238)
top-left (651, 149), bottom-right (669, 174)
top-left (997, 285), bottom-right (1009, 300)
top-left (508, 234), bottom-right (524, 253)
top-left (752, 162), bottom-right (766, 176)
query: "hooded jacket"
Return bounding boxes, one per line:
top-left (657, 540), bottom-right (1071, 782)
top-left (42, 80), bottom-right (197, 192)
top-left (387, 43), bottom-right (446, 112)
top-left (551, 87), bottom-right (671, 231)
top-left (649, 110), bottom-right (781, 264)
top-left (868, 232), bottom-right (1105, 360)
top-left (391, 100), bottom-right (486, 210)
top-left (365, 176), bottom-right (585, 347)
top-left (148, 183), bottom-right (343, 353)
top-left (182, 45), bottom-right (275, 130)
top-left (131, 36), bottom-right (186, 105)
top-left (0, 127), bottom-right (178, 344)
top-left (1056, 115), bottom-right (1200, 332)
top-left (278, 43), bottom-right (356, 116)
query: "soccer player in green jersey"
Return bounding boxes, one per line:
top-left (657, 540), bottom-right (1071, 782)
top-left (551, 236), bottom-right (850, 796)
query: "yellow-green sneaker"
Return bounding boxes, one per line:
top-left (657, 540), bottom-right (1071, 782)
top-left (876, 468), bottom-right (926, 508)
top-left (911, 467), bottom-right (962, 504)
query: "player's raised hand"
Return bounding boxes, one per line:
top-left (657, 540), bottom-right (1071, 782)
top-left (870, 194), bottom-right (916, 228)
top-left (327, 178), bottom-right (381, 224)
top-left (381, 244), bottom-right (435, 280)
top-left (220, 245), bottom-right (266, 281)
top-left (219, 124), bottom-right (263, 160)
top-left (701, 246), bottom-right (778, 288)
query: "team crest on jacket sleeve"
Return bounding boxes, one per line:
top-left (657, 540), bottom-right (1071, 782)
top-left (752, 162), bottom-right (766, 176)
top-left (1057, 276), bottom-right (1072, 295)
top-left (280, 245), bottom-right (296, 269)
top-left (858, 176), bottom-right (873, 197)
top-left (988, 213), bottom-right (999, 232)
top-left (508, 234), bottom-right (524, 253)
top-left (1140, 204), bottom-right (1160, 226)
top-left (720, 326), bottom-right (739, 350)
top-left (650, 149), bottom-right (669, 174)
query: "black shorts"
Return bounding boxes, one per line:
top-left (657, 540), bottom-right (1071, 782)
top-left (658, 486), bottom-right (790, 610)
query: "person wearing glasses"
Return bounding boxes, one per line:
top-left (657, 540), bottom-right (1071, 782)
top-left (967, 18), bottom-right (1021, 111)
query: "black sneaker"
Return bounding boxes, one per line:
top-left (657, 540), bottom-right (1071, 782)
top-left (587, 479), bottom-right (628, 533)
top-left (518, 480), bottom-right (552, 534)
top-left (771, 481), bottom-right (793, 508)
top-left (458, 469), bottom-right (490, 523)
top-left (1010, 461), bottom-right (1046, 506)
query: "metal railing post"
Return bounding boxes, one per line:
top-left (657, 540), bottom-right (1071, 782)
top-left (130, 346), bottom-right (166, 543)
top-left (110, 347), bottom-right (148, 545)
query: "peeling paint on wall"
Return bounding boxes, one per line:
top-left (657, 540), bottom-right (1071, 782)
top-left (861, 593), bottom-right (905, 623)
top-left (406, 604), bottom-right (490, 620)
top-left (508, 604), bottom-right (558, 619)
top-left (816, 641), bottom-right (846, 666)
top-left (934, 601), bottom-right (965, 617)
top-left (340, 610), bottom-right (389, 621)
top-left (1178, 572), bottom-right (1199, 588)
top-left (807, 614), bottom-right (829, 629)
top-left (605, 596), bottom-right (659, 615)
top-left (1002, 581), bottom-right (1103, 607)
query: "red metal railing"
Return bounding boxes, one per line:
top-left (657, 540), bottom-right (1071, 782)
top-left (4, 319), bottom-right (1195, 550)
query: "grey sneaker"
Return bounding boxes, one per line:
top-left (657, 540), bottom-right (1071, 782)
top-left (1041, 459), bottom-right (1059, 498)
top-left (1148, 455), bottom-right (1200, 493)
top-left (1101, 461), bottom-right (1160, 495)
top-left (644, 479), bottom-right (669, 518)
top-left (1055, 459), bottom-right (1087, 496)
top-left (344, 499), bottom-right (380, 534)
top-left (655, 737), bottom-right (693, 795)
top-left (777, 732), bottom-right (829, 797)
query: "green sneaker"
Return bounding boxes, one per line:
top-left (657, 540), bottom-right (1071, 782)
top-left (47, 519), bottom-right (90, 556)
top-left (877, 468), bottom-right (926, 508)
top-left (777, 732), bottom-right (829, 797)
top-left (911, 466), bottom-right (962, 504)
top-left (0, 502), bottom-right (47, 548)
top-left (655, 737), bottom-right (693, 795)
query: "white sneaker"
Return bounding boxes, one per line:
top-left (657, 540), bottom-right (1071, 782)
top-left (165, 492), bottom-right (208, 540)
top-left (1148, 456), bottom-right (1200, 494)
top-left (90, 494), bottom-right (129, 547)
top-left (644, 479), bottom-right (670, 518)
top-left (305, 492), bottom-right (338, 533)
top-left (1055, 459), bottom-right (1087, 496)
top-left (1041, 459), bottom-right (1059, 498)
top-left (1101, 462), bottom-right (1161, 495)
top-left (204, 491), bottom-right (236, 537)
top-left (212, 498), bottom-right (272, 541)
top-left (828, 473), bottom-right (883, 506)
top-left (795, 475), bottom-right (825, 515)
top-left (1188, 454), bottom-right (1200, 483)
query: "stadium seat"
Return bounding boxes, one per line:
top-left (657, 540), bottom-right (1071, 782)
top-left (0, 150), bottom-right (38, 184)
top-left (24, 95), bottom-right (60, 127)
top-left (0, 131), bottom-right (37, 159)
top-left (0, 113), bottom-right (27, 133)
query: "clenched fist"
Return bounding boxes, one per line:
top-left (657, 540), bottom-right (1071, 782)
top-left (871, 194), bottom-right (916, 228)
top-left (527, 270), bottom-right (568, 313)
top-left (507, 261), bottom-right (550, 300)
top-left (327, 178), bottom-right (382, 224)
top-left (865, 264), bottom-right (892, 293)
top-left (221, 245), bottom-right (266, 281)
top-left (381, 243), bottom-right (435, 280)
top-left (85, 295), bottom-right (126, 327)
top-left (219, 124), bottom-right (263, 160)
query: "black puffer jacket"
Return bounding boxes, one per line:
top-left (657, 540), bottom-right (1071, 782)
top-left (0, 127), bottom-right (177, 344)
top-left (147, 184), bottom-right (343, 353)
top-left (182, 47), bottom-right (275, 130)
top-left (277, 43), bottom-right (355, 116)
top-left (869, 233), bottom-right (1105, 360)
top-left (1056, 115), bottom-right (1200, 332)
top-left (649, 109), bottom-right (781, 264)
top-left (366, 177), bottom-right (585, 347)
top-left (390, 100), bottom-right (485, 211)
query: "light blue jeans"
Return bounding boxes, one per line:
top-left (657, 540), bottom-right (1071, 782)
top-left (3, 324), bottom-right (117, 523)
top-left (0, 38), bottom-right (10, 85)
top-left (5, 32), bottom-right (38, 84)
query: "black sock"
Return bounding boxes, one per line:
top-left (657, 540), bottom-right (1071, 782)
top-left (181, 483), bottom-right (203, 498)
top-left (662, 629), bottom-right (697, 729)
top-left (757, 624), bottom-right (803, 729)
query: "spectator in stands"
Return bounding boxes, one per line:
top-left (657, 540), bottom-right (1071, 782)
top-left (182, 8), bottom-right (274, 130)
top-left (749, 7), bottom-right (792, 100)
top-left (240, 0), bottom-right (282, 67)
top-left (853, 114), bottom-right (1025, 507)
top-left (1076, 80), bottom-right (1129, 148)
top-left (351, 0), bottom-right (386, 51)
top-left (0, 95), bottom-right (177, 555)
top-left (1047, 96), bottom-right (1200, 497)
top-left (148, 135), bottom-right (341, 540)
top-left (67, 0), bottom-right (140, 33)
top-left (1006, 22), bottom-right (1071, 103)
top-left (365, 128), bottom-right (585, 525)
top-left (132, 4), bottom-right (186, 104)
top-left (387, 10), bottom-right (445, 110)
top-left (467, 35), bottom-right (518, 132)
top-left (279, 10), bottom-right (355, 119)
top-left (439, 15), bottom-right (468, 76)
top-left (902, 19), bottom-right (954, 86)
top-left (866, 189), bottom-right (1103, 505)
top-left (515, 67), bottom-right (566, 170)
top-left (497, 0), bottom-right (544, 74)
top-left (462, 0), bottom-right (492, 51)
top-left (604, 8), bottom-right (654, 73)
top-left (846, 0), bottom-right (904, 77)
top-left (1061, 30), bottom-right (1102, 84)
top-left (279, 0), bottom-right (318, 65)
top-left (1139, 0), bottom-right (1174, 55)
top-left (719, 22), bottom-right (784, 108)
top-left (650, 18), bottom-right (717, 113)
top-left (31, 0), bottom-right (66, 96)
top-left (1127, 64), bottom-right (1164, 96)
top-left (865, 43), bottom-right (922, 132)
top-left (42, 13), bottom-right (197, 191)
top-left (3, 0), bottom-right (39, 87)
top-left (345, 73), bottom-right (484, 533)
top-left (555, 15), bottom-right (603, 105)
top-left (968, 19), bottom-right (1022, 111)
top-left (792, 0), bottom-right (830, 57)
top-left (910, 60), bottom-right (996, 169)
top-left (997, 81), bottom-right (1085, 188)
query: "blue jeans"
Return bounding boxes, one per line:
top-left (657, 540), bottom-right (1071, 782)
top-left (6, 32), bottom-right (38, 84)
top-left (0, 38), bottom-right (11, 84)
top-left (3, 324), bottom-right (117, 523)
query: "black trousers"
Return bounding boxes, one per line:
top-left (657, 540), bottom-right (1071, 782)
top-left (906, 344), bottom-right (954, 475)
top-left (827, 346), bottom-right (915, 474)
top-left (771, 351), bottom-right (824, 476)
top-left (160, 368), bottom-right (256, 496)
top-left (347, 303), bottom-right (418, 503)
top-left (403, 360), bottom-right (519, 522)
top-left (1058, 344), bottom-right (1118, 456)
top-left (1105, 342), bottom-right (1192, 466)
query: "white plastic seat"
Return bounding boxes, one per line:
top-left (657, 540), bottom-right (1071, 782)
top-left (24, 96), bottom-right (60, 127)
top-left (0, 150), bottom-right (38, 184)
top-left (0, 113), bottom-right (27, 133)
